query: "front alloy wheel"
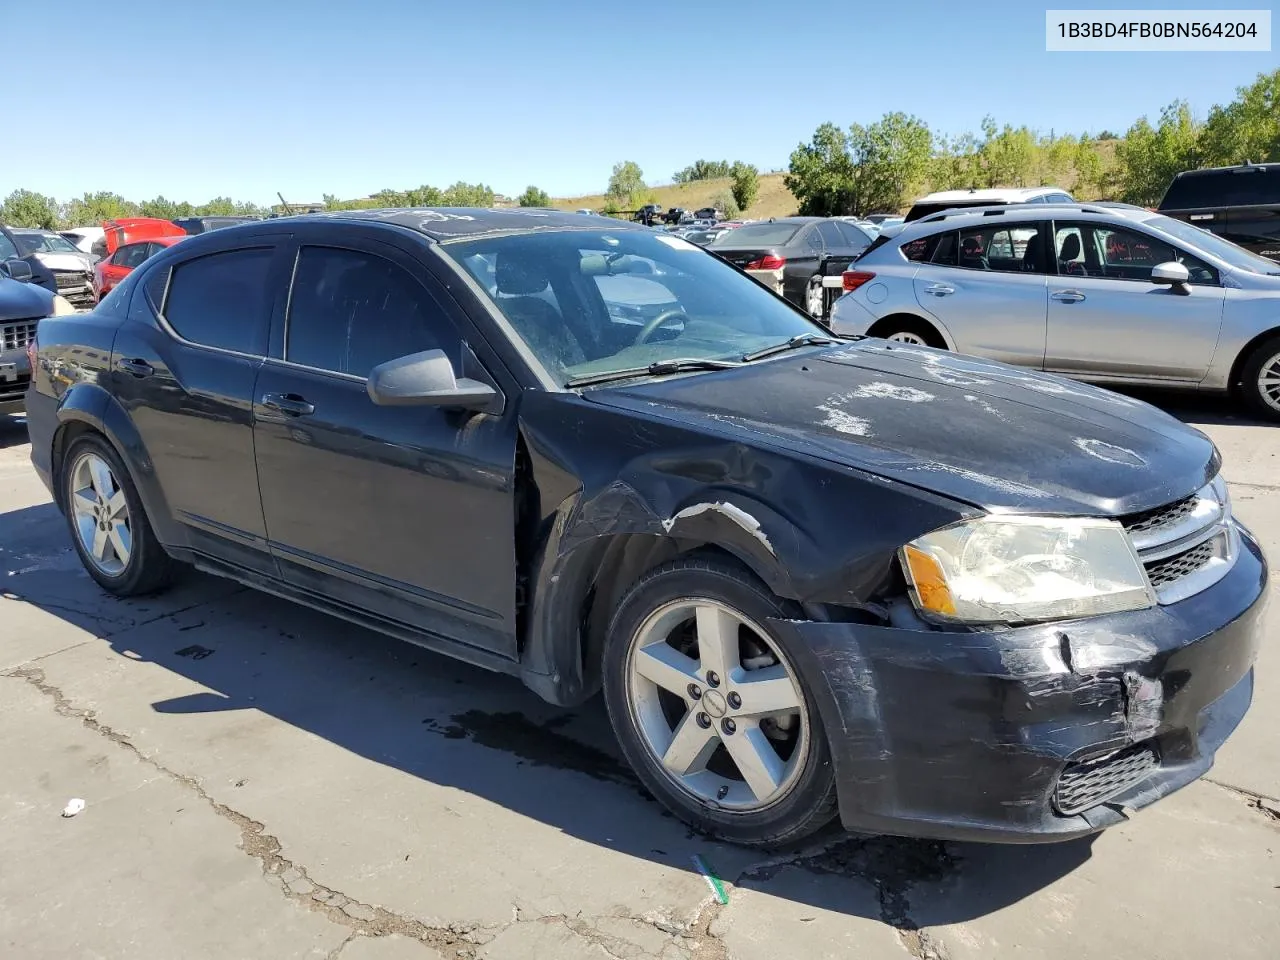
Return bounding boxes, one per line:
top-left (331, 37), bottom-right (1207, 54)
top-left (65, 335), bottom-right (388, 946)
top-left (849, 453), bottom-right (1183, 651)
top-left (627, 599), bottom-right (808, 811)
top-left (604, 558), bottom-right (837, 847)
top-left (1241, 335), bottom-right (1280, 421)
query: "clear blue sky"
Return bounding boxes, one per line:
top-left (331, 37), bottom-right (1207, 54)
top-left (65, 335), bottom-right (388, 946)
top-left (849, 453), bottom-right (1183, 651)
top-left (11, 0), bottom-right (1277, 205)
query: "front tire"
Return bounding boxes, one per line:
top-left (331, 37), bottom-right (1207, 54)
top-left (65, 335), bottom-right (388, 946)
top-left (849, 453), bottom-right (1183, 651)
top-left (804, 277), bottom-right (824, 319)
top-left (1240, 334), bottom-right (1280, 421)
top-left (62, 434), bottom-right (177, 596)
top-left (603, 557), bottom-right (838, 848)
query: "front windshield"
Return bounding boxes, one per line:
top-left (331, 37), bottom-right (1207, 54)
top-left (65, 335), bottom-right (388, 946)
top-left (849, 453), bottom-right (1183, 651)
top-left (443, 229), bottom-right (825, 385)
top-left (14, 231), bottom-right (79, 254)
top-left (1148, 214), bottom-right (1280, 275)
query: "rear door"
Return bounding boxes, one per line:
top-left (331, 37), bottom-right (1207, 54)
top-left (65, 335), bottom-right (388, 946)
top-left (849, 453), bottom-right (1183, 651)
top-left (910, 221), bottom-right (1050, 368)
top-left (1043, 220), bottom-right (1227, 381)
top-left (252, 231), bottom-right (520, 659)
top-left (109, 234), bottom-right (291, 574)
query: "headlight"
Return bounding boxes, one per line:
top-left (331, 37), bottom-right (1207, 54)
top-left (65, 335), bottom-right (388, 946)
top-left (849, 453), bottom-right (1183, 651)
top-left (51, 295), bottom-right (77, 316)
top-left (900, 515), bottom-right (1155, 625)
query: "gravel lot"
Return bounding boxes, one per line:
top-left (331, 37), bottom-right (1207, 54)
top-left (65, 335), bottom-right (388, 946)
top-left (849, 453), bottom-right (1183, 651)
top-left (2, 392), bottom-right (1277, 960)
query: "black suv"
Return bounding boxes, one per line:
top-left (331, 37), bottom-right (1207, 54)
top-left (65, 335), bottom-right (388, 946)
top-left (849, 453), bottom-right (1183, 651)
top-left (632, 204), bottom-right (664, 225)
top-left (1158, 162), bottom-right (1280, 263)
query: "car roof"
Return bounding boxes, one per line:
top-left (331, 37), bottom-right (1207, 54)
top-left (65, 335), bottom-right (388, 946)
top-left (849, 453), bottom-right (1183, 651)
top-left (280, 207), bottom-right (648, 241)
top-left (886, 202), bottom-right (1159, 239)
top-left (1171, 161), bottom-right (1280, 178)
top-left (913, 186), bottom-right (1068, 203)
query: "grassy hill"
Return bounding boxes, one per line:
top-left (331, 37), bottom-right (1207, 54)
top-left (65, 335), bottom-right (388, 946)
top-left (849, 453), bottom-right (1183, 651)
top-left (551, 172), bottom-right (799, 219)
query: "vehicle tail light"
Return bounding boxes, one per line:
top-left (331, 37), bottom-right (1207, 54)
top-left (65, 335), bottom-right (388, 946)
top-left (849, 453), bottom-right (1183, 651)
top-left (842, 270), bottom-right (876, 292)
top-left (744, 254), bottom-right (785, 270)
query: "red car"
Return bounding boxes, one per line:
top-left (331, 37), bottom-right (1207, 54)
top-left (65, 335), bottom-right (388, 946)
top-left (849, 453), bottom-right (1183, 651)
top-left (93, 235), bottom-right (185, 302)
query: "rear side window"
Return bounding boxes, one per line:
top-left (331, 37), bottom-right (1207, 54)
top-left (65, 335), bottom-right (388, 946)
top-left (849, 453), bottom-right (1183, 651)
top-left (286, 246), bottom-right (451, 378)
top-left (164, 247), bottom-right (274, 354)
top-left (902, 233), bottom-right (945, 262)
top-left (1160, 168), bottom-right (1280, 209)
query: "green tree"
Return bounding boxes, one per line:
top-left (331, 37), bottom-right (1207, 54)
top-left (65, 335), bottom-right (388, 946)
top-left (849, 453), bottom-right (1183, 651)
top-left (785, 122), bottom-right (856, 216)
top-left (440, 182), bottom-right (495, 206)
top-left (517, 185), bottom-right (551, 207)
top-left (673, 159), bottom-right (732, 183)
top-left (0, 189), bottom-right (60, 229)
top-left (63, 191), bottom-right (139, 225)
top-left (975, 117), bottom-right (1036, 187)
top-left (139, 196), bottom-right (193, 219)
top-left (1114, 101), bottom-right (1201, 206)
top-left (730, 162), bottom-right (759, 211)
top-left (1199, 68), bottom-right (1280, 165)
top-left (709, 191), bottom-right (740, 219)
top-left (606, 161), bottom-right (645, 208)
top-left (846, 112), bottom-right (934, 214)
top-left (930, 132), bottom-right (981, 190)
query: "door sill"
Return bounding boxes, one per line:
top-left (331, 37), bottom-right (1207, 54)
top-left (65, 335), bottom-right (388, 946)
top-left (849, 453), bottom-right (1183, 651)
top-left (186, 551), bottom-right (521, 677)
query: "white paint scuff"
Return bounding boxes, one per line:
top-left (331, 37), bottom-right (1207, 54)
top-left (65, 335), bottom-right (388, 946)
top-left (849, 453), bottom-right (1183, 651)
top-left (662, 502), bottom-right (774, 554)
top-left (850, 381), bottom-right (934, 403)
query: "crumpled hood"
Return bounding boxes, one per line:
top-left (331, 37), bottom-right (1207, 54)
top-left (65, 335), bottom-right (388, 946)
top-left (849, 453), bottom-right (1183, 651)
top-left (32, 252), bottom-right (92, 272)
top-left (584, 340), bottom-right (1217, 516)
top-left (0, 277), bottom-right (55, 322)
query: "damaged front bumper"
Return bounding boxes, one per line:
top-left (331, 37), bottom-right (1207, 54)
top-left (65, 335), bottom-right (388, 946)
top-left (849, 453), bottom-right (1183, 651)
top-left (772, 524), bottom-right (1269, 843)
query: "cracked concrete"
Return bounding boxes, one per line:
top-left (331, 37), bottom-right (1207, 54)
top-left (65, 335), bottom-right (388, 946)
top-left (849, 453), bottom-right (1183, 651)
top-left (2, 394), bottom-right (1280, 959)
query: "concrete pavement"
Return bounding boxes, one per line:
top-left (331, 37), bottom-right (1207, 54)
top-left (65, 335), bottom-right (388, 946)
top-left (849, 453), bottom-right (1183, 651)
top-left (1, 391), bottom-right (1277, 959)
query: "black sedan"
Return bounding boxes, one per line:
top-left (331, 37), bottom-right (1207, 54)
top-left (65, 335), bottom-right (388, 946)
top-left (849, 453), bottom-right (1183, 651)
top-left (709, 217), bottom-right (872, 318)
top-left (26, 208), bottom-right (1266, 847)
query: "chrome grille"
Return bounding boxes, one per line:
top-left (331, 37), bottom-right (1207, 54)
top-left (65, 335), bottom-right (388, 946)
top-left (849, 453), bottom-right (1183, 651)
top-left (2, 322), bottom-right (37, 352)
top-left (53, 270), bottom-right (90, 291)
top-left (1054, 743), bottom-right (1158, 815)
top-left (1121, 476), bottom-right (1236, 604)
top-left (1123, 494), bottom-right (1197, 539)
top-left (1146, 539), bottom-right (1217, 589)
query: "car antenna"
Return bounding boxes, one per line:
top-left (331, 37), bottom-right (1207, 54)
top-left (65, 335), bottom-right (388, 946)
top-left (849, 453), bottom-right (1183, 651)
top-left (277, 192), bottom-right (296, 216)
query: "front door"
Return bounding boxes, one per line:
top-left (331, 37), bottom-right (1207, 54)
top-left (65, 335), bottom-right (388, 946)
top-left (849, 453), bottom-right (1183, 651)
top-left (911, 221), bottom-right (1050, 368)
top-left (108, 239), bottom-right (286, 574)
top-left (1044, 221), bottom-right (1227, 382)
top-left (252, 239), bottom-right (519, 658)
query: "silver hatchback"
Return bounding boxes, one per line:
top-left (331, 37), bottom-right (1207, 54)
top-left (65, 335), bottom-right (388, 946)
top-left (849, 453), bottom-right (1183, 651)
top-left (829, 203), bottom-right (1280, 419)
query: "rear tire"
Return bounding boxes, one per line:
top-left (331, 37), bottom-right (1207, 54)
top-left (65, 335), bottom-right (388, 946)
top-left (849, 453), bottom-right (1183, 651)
top-left (602, 556), bottom-right (838, 848)
top-left (805, 277), bottom-right (825, 319)
top-left (61, 434), bottom-right (177, 596)
top-left (869, 316), bottom-right (945, 348)
top-left (1240, 335), bottom-right (1280, 421)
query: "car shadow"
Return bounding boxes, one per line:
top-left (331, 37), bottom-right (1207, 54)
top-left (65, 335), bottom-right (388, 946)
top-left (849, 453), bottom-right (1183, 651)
top-left (0, 415), bottom-right (29, 449)
top-left (1, 497), bottom-right (1094, 929)
top-left (1116, 387), bottom-right (1276, 428)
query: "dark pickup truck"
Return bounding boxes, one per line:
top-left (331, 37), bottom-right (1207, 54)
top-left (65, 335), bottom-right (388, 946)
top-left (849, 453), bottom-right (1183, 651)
top-left (1158, 162), bottom-right (1280, 263)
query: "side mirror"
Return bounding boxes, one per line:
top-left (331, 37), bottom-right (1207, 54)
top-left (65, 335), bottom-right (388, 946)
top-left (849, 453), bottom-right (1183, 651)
top-left (366, 349), bottom-right (501, 413)
top-left (1, 258), bottom-right (32, 282)
top-left (1151, 261), bottom-right (1190, 294)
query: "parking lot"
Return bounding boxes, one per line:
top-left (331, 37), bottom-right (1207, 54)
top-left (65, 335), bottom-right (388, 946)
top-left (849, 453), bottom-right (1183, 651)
top-left (1, 389), bottom-right (1277, 960)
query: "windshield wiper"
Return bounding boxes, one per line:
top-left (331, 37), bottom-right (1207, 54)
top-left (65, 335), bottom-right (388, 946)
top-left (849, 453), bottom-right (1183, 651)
top-left (565, 358), bottom-right (742, 388)
top-left (741, 332), bottom-right (837, 363)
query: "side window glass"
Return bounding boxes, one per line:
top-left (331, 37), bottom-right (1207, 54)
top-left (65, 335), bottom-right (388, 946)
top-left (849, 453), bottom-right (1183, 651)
top-left (286, 246), bottom-right (452, 378)
top-left (803, 228), bottom-right (823, 251)
top-left (817, 221), bottom-right (845, 248)
top-left (0, 232), bottom-right (18, 260)
top-left (164, 247), bottom-right (274, 354)
top-left (954, 225), bottom-right (1044, 273)
top-left (902, 233), bottom-right (943, 262)
top-left (1088, 226), bottom-right (1219, 285)
top-left (123, 244), bottom-right (150, 268)
top-left (930, 232), bottom-right (958, 266)
top-left (834, 221), bottom-right (871, 247)
top-left (1055, 225), bottom-right (1088, 275)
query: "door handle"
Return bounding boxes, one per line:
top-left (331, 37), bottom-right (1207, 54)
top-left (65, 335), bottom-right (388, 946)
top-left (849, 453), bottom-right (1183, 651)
top-left (116, 357), bottom-right (155, 378)
top-left (1051, 290), bottom-right (1086, 303)
top-left (261, 392), bottom-right (315, 417)
top-left (924, 283), bottom-right (955, 296)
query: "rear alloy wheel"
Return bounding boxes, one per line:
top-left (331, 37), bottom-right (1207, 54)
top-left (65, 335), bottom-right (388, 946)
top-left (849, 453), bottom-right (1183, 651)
top-left (805, 277), bottom-right (824, 319)
top-left (1240, 335), bottom-right (1280, 421)
top-left (604, 557), bottom-right (837, 848)
top-left (886, 330), bottom-right (928, 345)
top-left (62, 435), bottom-right (177, 596)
